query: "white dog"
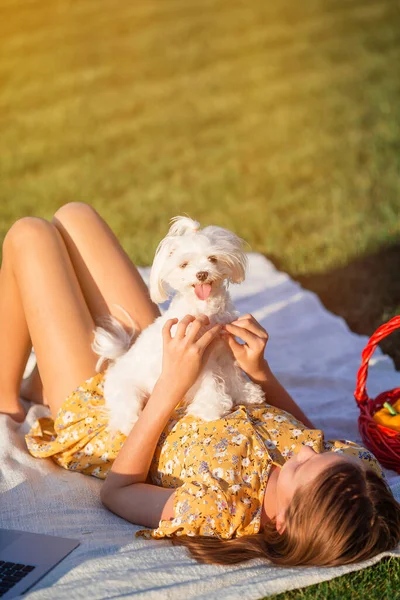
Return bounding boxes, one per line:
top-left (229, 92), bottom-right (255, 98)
top-left (92, 216), bottom-right (265, 435)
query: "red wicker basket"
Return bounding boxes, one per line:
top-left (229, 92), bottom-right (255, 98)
top-left (355, 316), bottom-right (400, 473)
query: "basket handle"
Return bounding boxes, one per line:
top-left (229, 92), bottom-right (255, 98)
top-left (354, 316), bottom-right (400, 405)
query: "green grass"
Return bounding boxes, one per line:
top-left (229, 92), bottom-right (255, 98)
top-left (1, 0), bottom-right (400, 596)
top-left (271, 556), bottom-right (400, 599)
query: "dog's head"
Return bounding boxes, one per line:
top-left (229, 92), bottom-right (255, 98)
top-left (149, 216), bottom-right (248, 304)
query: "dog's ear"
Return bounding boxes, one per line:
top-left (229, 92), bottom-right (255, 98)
top-left (149, 236), bottom-right (176, 304)
top-left (202, 226), bottom-right (248, 284)
top-left (168, 216), bottom-right (200, 236)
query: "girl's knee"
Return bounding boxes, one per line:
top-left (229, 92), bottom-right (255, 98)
top-left (52, 202), bottom-right (99, 228)
top-left (3, 217), bottom-right (55, 255)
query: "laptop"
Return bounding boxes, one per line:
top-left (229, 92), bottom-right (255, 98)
top-left (0, 529), bottom-right (79, 599)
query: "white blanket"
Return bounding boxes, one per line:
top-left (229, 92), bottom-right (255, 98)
top-left (1, 253), bottom-right (399, 599)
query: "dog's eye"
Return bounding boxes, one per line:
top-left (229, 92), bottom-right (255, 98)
top-left (208, 256), bottom-right (217, 264)
top-left (180, 262), bottom-right (188, 269)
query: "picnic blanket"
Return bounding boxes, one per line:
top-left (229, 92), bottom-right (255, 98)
top-left (1, 253), bottom-right (399, 599)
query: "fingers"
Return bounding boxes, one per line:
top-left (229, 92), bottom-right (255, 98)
top-left (229, 314), bottom-right (269, 340)
top-left (223, 322), bottom-right (260, 346)
top-left (196, 323), bottom-right (223, 351)
top-left (162, 318), bottom-right (178, 341)
top-left (163, 314), bottom-right (211, 342)
top-left (175, 314), bottom-right (197, 339)
top-left (185, 314), bottom-right (210, 343)
top-left (224, 333), bottom-right (245, 354)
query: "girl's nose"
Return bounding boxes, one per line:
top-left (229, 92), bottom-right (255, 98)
top-left (299, 445), bottom-right (317, 458)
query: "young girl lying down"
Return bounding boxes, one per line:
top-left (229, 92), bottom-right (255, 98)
top-left (1, 202), bottom-right (399, 567)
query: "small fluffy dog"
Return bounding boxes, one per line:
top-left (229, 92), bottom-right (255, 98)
top-left (93, 217), bottom-right (265, 435)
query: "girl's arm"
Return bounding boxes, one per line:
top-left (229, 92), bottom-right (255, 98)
top-left (101, 314), bottom-right (222, 527)
top-left (222, 315), bottom-right (315, 429)
top-left (246, 358), bottom-right (315, 429)
top-left (100, 376), bottom-right (183, 527)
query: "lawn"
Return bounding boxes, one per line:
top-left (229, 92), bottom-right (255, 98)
top-left (1, 0), bottom-right (400, 597)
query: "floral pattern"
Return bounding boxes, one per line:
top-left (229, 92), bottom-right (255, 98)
top-left (25, 371), bottom-right (384, 540)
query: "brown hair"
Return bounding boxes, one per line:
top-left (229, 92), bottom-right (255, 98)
top-left (171, 462), bottom-right (400, 566)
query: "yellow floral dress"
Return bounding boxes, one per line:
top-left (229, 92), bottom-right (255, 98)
top-left (25, 372), bottom-right (384, 540)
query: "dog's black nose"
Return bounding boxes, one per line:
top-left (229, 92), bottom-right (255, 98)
top-left (196, 271), bottom-right (209, 282)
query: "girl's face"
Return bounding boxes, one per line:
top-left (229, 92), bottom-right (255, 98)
top-left (274, 445), bottom-right (364, 533)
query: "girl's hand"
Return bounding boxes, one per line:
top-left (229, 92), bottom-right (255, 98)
top-left (159, 314), bottom-right (222, 401)
top-left (221, 314), bottom-right (269, 381)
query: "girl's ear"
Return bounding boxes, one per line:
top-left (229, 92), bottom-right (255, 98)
top-left (275, 512), bottom-right (286, 535)
top-left (149, 237), bottom-right (175, 304)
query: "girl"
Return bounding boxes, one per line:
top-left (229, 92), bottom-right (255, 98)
top-left (1, 203), bottom-right (399, 567)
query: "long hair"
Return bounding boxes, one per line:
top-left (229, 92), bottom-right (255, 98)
top-left (171, 463), bottom-right (400, 566)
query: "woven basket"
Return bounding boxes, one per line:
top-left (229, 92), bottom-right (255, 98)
top-left (354, 316), bottom-right (400, 473)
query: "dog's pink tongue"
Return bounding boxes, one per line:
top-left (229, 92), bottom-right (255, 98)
top-left (194, 284), bottom-right (212, 301)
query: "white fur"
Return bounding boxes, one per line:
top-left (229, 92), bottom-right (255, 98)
top-left (92, 216), bottom-right (266, 435)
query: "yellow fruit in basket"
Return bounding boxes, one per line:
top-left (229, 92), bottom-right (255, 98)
top-left (373, 401), bottom-right (400, 432)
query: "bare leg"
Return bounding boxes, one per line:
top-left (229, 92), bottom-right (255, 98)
top-left (20, 200), bottom-right (160, 406)
top-left (0, 264), bottom-right (44, 407)
top-left (8, 203), bottom-right (160, 413)
top-left (0, 262), bottom-right (31, 421)
top-left (0, 217), bottom-right (98, 421)
top-left (20, 365), bottom-right (45, 405)
top-left (52, 202), bottom-right (160, 332)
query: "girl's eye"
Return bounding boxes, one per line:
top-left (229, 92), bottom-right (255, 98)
top-left (180, 262), bottom-right (188, 269)
top-left (208, 256), bottom-right (217, 264)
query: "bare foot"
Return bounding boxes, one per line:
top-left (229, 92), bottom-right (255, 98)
top-left (0, 403), bottom-right (26, 422)
top-left (10, 407), bottom-right (26, 422)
